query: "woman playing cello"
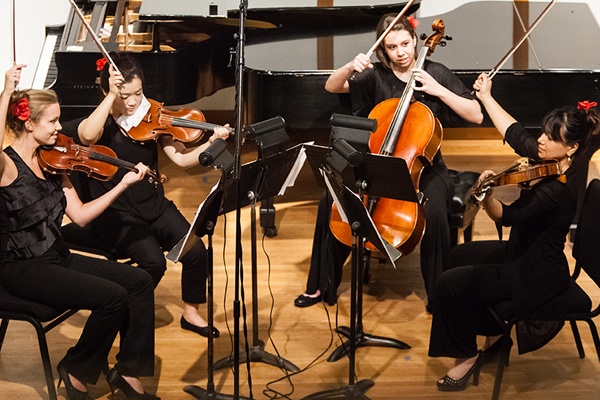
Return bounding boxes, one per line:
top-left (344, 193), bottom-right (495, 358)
top-left (294, 14), bottom-right (483, 312)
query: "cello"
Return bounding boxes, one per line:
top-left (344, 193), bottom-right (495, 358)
top-left (330, 20), bottom-right (447, 255)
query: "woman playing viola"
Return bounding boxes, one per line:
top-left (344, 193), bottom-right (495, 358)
top-left (295, 14), bottom-right (483, 312)
top-left (427, 72), bottom-right (600, 391)
top-left (60, 53), bottom-right (231, 338)
top-left (0, 64), bottom-right (157, 400)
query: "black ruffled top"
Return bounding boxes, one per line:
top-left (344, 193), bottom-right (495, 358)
top-left (0, 147), bottom-right (67, 262)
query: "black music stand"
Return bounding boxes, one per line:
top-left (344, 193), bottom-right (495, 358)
top-left (167, 182), bottom-right (241, 400)
top-left (304, 144), bottom-right (414, 366)
top-left (303, 151), bottom-right (412, 399)
top-left (212, 143), bottom-right (305, 374)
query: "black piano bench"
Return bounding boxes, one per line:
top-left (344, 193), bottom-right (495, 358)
top-left (448, 169), bottom-right (481, 247)
top-left (0, 282), bottom-right (78, 400)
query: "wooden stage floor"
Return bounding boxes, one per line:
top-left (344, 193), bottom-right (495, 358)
top-left (1, 135), bottom-right (600, 399)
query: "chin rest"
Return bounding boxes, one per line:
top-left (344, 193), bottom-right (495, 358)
top-left (448, 170), bottom-right (480, 247)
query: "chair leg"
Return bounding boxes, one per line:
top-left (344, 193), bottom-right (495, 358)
top-left (0, 318), bottom-right (8, 352)
top-left (569, 320), bottom-right (586, 359)
top-left (27, 316), bottom-right (59, 400)
top-left (491, 321), bottom-right (515, 400)
top-left (464, 223), bottom-right (473, 242)
top-left (583, 318), bottom-right (600, 363)
top-left (450, 227), bottom-right (459, 247)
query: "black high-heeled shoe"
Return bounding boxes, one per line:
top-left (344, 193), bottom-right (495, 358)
top-left (56, 361), bottom-right (93, 400)
top-left (180, 316), bottom-right (220, 338)
top-left (106, 368), bottom-right (160, 400)
top-left (437, 351), bottom-right (484, 392)
top-left (482, 337), bottom-right (513, 363)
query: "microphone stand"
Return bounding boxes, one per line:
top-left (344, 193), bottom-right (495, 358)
top-left (232, 1), bottom-right (247, 398)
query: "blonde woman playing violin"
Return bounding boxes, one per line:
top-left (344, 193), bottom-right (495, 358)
top-left (0, 64), bottom-right (157, 400)
top-left (427, 72), bottom-right (600, 392)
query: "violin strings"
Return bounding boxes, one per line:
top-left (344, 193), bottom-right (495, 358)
top-left (162, 114), bottom-right (215, 132)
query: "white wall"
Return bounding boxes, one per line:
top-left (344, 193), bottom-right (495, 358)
top-left (0, 0), bottom-right (70, 88)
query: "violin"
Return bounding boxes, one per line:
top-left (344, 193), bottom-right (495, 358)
top-left (126, 98), bottom-right (232, 144)
top-left (472, 158), bottom-right (563, 201)
top-left (38, 134), bottom-right (166, 186)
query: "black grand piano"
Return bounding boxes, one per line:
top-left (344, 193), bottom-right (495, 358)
top-left (45, 0), bottom-right (421, 122)
top-left (43, 0), bottom-right (600, 232)
top-left (46, 0), bottom-right (600, 134)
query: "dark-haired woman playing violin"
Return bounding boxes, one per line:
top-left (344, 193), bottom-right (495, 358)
top-left (428, 72), bottom-right (600, 391)
top-left (0, 64), bottom-right (157, 400)
top-left (60, 53), bottom-right (231, 338)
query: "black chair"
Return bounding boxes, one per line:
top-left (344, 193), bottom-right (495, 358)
top-left (0, 283), bottom-right (78, 400)
top-left (489, 178), bottom-right (600, 400)
top-left (448, 169), bottom-right (480, 247)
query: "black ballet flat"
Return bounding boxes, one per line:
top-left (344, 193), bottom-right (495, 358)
top-left (57, 361), bottom-right (93, 400)
top-left (106, 368), bottom-right (160, 400)
top-left (437, 351), bottom-right (484, 392)
top-left (180, 316), bottom-right (220, 338)
top-left (294, 293), bottom-right (323, 308)
top-left (482, 337), bottom-right (513, 363)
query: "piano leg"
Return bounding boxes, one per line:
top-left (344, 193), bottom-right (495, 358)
top-left (260, 197), bottom-right (277, 237)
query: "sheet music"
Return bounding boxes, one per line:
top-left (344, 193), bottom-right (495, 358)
top-left (278, 141), bottom-right (312, 195)
top-left (166, 180), bottom-right (221, 263)
top-left (323, 169), bottom-right (401, 269)
top-left (322, 169), bottom-right (348, 224)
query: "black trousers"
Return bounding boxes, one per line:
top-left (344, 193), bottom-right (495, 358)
top-left (0, 247), bottom-right (155, 384)
top-left (303, 167), bottom-right (452, 308)
top-left (428, 240), bottom-right (511, 359)
top-left (92, 200), bottom-right (208, 304)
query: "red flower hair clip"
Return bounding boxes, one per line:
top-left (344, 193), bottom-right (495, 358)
top-left (10, 98), bottom-right (30, 121)
top-left (407, 16), bottom-right (419, 30)
top-left (96, 58), bottom-right (108, 72)
top-left (578, 100), bottom-right (597, 111)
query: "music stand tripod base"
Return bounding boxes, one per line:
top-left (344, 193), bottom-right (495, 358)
top-left (184, 385), bottom-right (250, 400)
top-left (300, 379), bottom-right (375, 400)
top-left (212, 340), bottom-right (300, 372)
top-left (327, 326), bottom-right (411, 362)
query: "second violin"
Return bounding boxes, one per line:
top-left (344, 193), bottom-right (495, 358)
top-left (126, 98), bottom-right (232, 143)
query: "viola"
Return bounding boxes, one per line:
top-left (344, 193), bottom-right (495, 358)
top-left (330, 20), bottom-right (448, 255)
top-left (126, 98), bottom-right (232, 144)
top-left (38, 134), bottom-right (166, 186)
top-left (472, 158), bottom-right (562, 200)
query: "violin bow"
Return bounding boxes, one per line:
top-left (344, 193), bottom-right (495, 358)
top-left (364, 0), bottom-right (416, 58)
top-left (66, 0), bottom-right (121, 75)
top-left (488, 0), bottom-right (556, 79)
top-left (11, 0), bottom-right (17, 64)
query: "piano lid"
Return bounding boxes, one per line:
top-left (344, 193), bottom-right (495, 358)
top-left (416, 1), bottom-right (600, 70)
